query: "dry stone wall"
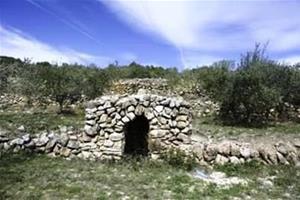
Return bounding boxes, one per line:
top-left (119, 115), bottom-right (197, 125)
top-left (107, 78), bottom-right (169, 95)
top-left (192, 139), bottom-right (300, 166)
top-left (84, 94), bottom-right (193, 159)
top-left (0, 94), bottom-right (193, 160)
top-left (1, 126), bottom-right (300, 165)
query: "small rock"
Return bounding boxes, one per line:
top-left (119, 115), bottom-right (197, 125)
top-left (276, 152), bottom-right (289, 165)
top-left (149, 130), bottom-right (166, 138)
top-left (229, 156), bottom-right (240, 164)
top-left (294, 140), bottom-right (300, 148)
top-left (67, 141), bottom-right (79, 149)
top-left (24, 140), bottom-right (35, 148)
top-left (258, 178), bottom-right (274, 189)
top-left (104, 140), bottom-right (114, 147)
top-left (192, 143), bottom-right (204, 160)
top-left (81, 133), bottom-right (92, 142)
top-left (36, 135), bottom-right (49, 147)
top-left (276, 143), bottom-right (288, 155)
top-left (121, 116), bottom-right (130, 123)
top-left (58, 134), bottom-right (69, 146)
top-left (177, 133), bottom-right (191, 144)
top-left (127, 112), bottom-right (135, 120)
top-left (21, 134), bottom-right (31, 143)
top-left (217, 141), bottom-right (231, 155)
top-left (84, 125), bottom-right (97, 136)
top-left (204, 143), bottom-right (218, 162)
top-left (10, 138), bottom-right (24, 146)
top-left (99, 114), bottom-right (108, 123)
top-left (45, 138), bottom-right (57, 151)
top-left (240, 146), bottom-right (252, 159)
top-left (230, 142), bottom-right (241, 157)
top-left (80, 151), bottom-right (92, 159)
top-left (127, 105), bottom-right (135, 112)
top-left (107, 107), bottom-right (116, 115)
top-left (215, 154), bottom-right (229, 165)
top-left (145, 112), bottom-right (154, 120)
top-left (4, 142), bottom-right (10, 150)
top-left (177, 121), bottom-right (187, 129)
top-left (109, 133), bottom-right (123, 141)
top-left (155, 105), bottom-right (164, 113)
top-left (61, 147), bottom-right (71, 157)
top-left (176, 115), bottom-right (188, 122)
top-left (17, 125), bottom-right (25, 132)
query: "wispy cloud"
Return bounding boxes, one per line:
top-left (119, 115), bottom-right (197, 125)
top-left (101, 0), bottom-right (300, 68)
top-left (26, 0), bottom-right (102, 45)
top-left (0, 25), bottom-right (111, 65)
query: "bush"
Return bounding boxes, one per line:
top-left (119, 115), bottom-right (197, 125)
top-left (160, 148), bottom-right (197, 171)
top-left (219, 68), bottom-right (280, 125)
top-left (198, 44), bottom-right (299, 126)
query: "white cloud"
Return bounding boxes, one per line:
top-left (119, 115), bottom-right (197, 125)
top-left (101, 0), bottom-right (300, 68)
top-left (279, 55), bottom-right (300, 65)
top-left (0, 25), bottom-right (111, 66)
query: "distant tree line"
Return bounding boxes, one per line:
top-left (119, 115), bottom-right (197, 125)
top-left (0, 44), bottom-right (299, 126)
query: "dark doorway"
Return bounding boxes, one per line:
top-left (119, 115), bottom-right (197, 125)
top-left (124, 115), bottom-right (149, 156)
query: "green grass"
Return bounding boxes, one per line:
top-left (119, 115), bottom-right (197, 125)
top-left (0, 111), bottom-right (84, 136)
top-left (215, 161), bottom-right (300, 199)
top-left (193, 116), bottom-right (300, 138)
top-left (0, 153), bottom-right (299, 200)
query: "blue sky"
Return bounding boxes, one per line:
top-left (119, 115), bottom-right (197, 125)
top-left (0, 0), bottom-right (300, 69)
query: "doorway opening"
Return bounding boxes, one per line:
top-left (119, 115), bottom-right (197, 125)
top-left (124, 115), bottom-right (149, 156)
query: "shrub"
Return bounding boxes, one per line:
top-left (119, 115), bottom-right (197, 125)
top-left (219, 68), bottom-right (280, 125)
top-left (160, 148), bottom-right (197, 171)
top-left (198, 44), bottom-right (296, 126)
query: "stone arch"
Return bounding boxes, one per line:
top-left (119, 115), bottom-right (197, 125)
top-left (123, 114), bottom-right (149, 156)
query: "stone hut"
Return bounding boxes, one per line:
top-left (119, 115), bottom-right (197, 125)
top-left (84, 93), bottom-right (192, 159)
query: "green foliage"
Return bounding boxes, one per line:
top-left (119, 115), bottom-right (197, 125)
top-left (196, 45), bottom-right (300, 126)
top-left (1, 50), bottom-right (299, 123)
top-left (219, 68), bottom-right (280, 125)
top-left (285, 66), bottom-right (300, 107)
top-left (160, 148), bottom-right (197, 170)
top-left (0, 56), bottom-right (23, 94)
top-left (194, 61), bottom-right (233, 99)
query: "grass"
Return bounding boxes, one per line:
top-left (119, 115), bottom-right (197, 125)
top-left (193, 116), bottom-right (300, 139)
top-left (215, 161), bottom-right (300, 199)
top-left (0, 110), bottom-right (84, 136)
top-left (0, 153), bottom-right (299, 200)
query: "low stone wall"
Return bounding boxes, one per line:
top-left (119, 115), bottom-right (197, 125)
top-left (0, 126), bottom-right (90, 159)
top-left (193, 139), bottom-right (300, 166)
top-left (107, 78), bottom-right (169, 95)
top-left (1, 127), bottom-right (300, 165)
